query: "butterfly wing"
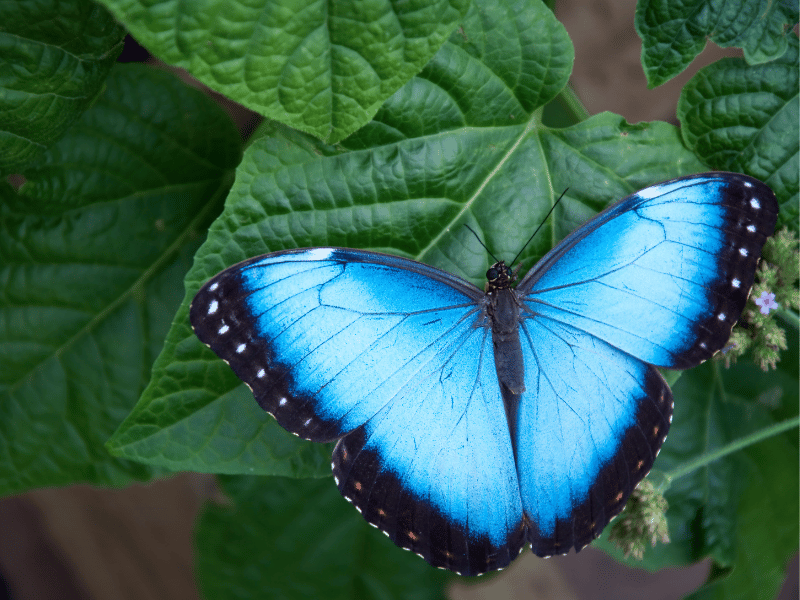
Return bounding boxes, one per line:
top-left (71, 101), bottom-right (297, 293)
top-left (514, 316), bottom-right (672, 555)
top-left (191, 248), bottom-right (525, 575)
top-left (518, 173), bottom-right (779, 368)
top-left (511, 172), bottom-right (776, 554)
top-left (332, 315), bottom-right (526, 575)
top-left (191, 173), bottom-right (778, 570)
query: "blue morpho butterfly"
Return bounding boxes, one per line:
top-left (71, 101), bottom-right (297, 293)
top-left (190, 172), bottom-right (778, 576)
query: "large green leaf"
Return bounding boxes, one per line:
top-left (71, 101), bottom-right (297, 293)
top-left (196, 475), bottom-right (451, 599)
top-left (109, 0), bottom-right (722, 477)
top-left (0, 0), bottom-right (125, 174)
top-left (678, 34), bottom-right (799, 229)
top-left (635, 0), bottom-right (799, 87)
top-left (0, 64), bottom-right (242, 496)
top-left (97, 0), bottom-right (470, 144)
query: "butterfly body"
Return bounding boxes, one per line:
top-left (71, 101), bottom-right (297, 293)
top-left (486, 262), bottom-right (526, 399)
top-left (191, 173), bottom-right (778, 575)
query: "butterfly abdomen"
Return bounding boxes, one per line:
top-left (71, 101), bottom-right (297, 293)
top-left (489, 287), bottom-right (526, 397)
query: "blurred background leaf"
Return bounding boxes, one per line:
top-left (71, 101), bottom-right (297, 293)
top-left (0, 0), bottom-right (125, 174)
top-left (0, 64), bottom-right (242, 495)
top-left (197, 475), bottom-right (451, 600)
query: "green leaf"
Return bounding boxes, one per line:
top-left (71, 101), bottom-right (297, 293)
top-left (97, 0), bottom-right (470, 144)
top-left (688, 328), bottom-right (800, 599)
top-left (682, 389), bottom-right (799, 600)
top-left (0, 0), bottom-right (125, 174)
top-left (635, 0), bottom-right (799, 87)
top-left (343, 0), bottom-right (576, 148)
top-left (110, 0), bottom-right (714, 481)
top-left (693, 409), bottom-right (799, 599)
top-left (196, 475), bottom-right (451, 599)
top-left (0, 64), bottom-right (242, 496)
top-left (677, 34), bottom-right (799, 229)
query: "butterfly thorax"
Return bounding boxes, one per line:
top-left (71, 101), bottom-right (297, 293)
top-left (485, 261), bottom-right (520, 335)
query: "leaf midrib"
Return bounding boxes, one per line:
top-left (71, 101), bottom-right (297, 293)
top-left (417, 112), bottom-right (544, 263)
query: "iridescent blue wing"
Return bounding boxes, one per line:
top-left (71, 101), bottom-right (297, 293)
top-left (331, 317), bottom-right (526, 575)
top-left (514, 317), bottom-right (672, 555)
top-left (512, 172), bottom-right (777, 554)
top-left (518, 173), bottom-right (779, 367)
top-left (190, 248), bottom-right (525, 575)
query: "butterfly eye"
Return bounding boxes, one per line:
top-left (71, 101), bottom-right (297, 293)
top-left (486, 267), bottom-right (499, 281)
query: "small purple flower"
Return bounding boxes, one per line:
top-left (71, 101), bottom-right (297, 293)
top-left (754, 291), bottom-right (779, 315)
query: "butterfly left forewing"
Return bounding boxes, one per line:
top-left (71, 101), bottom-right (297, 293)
top-left (191, 248), bottom-right (485, 443)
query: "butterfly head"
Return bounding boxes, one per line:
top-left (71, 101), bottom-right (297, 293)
top-left (485, 261), bottom-right (514, 293)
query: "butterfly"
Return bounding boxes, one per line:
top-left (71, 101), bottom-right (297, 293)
top-left (190, 172), bottom-right (778, 576)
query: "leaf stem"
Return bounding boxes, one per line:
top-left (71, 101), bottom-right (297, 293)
top-left (777, 307), bottom-right (799, 330)
top-left (558, 84), bottom-right (590, 122)
top-left (657, 416), bottom-right (800, 493)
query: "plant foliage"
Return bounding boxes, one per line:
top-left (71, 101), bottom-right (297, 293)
top-left (0, 0), bottom-right (797, 598)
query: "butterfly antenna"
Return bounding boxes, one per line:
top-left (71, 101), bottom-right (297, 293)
top-left (510, 188), bottom-right (568, 267)
top-left (465, 224), bottom-right (502, 264)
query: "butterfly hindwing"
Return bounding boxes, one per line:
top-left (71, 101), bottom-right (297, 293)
top-left (332, 316), bottom-right (526, 575)
top-left (514, 316), bottom-right (672, 555)
top-left (519, 173), bottom-right (778, 368)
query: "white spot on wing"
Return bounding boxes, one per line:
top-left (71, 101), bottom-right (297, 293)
top-left (257, 369), bottom-right (265, 378)
top-left (747, 224), bottom-right (756, 233)
top-left (218, 324), bottom-right (229, 335)
top-left (732, 278), bottom-right (741, 288)
top-left (236, 343), bottom-right (246, 353)
top-left (635, 184), bottom-right (665, 199)
top-left (718, 313), bottom-right (727, 321)
top-left (750, 198), bottom-right (761, 209)
top-left (209, 282), bottom-right (219, 291)
top-left (305, 248), bottom-right (335, 261)
top-left (208, 300), bottom-right (218, 314)
top-left (739, 247), bottom-right (749, 257)
top-left (279, 397), bottom-right (287, 406)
